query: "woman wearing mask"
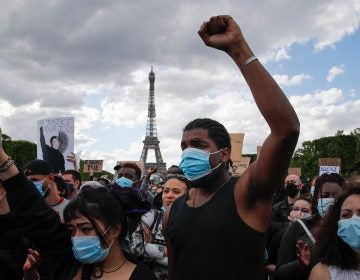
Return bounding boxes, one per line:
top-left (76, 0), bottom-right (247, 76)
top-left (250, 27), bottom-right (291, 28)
top-left (0, 129), bottom-right (156, 280)
top-left (125, 167), bottom-right (189, 280)
top-left (309, 187), bottom-right (360, 279)
top-left (313, 173), bottom-right (345, 218)
top-left (274, 197), bottom-right (316, 280)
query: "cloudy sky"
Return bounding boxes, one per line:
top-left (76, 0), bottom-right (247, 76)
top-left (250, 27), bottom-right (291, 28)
top-left (1, 0), bottom-right (359, 172)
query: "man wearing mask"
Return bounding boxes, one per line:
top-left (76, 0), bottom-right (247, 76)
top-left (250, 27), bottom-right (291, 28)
top-left (114, 162), bottom-right (142, 189)
top-left (269, 175), bottom-right (302, 240)
top-left (24, 159), bottom-right (69, 221)
top-left (163, 15), bottom-right (300, 280)
top-left (62, 169), bottom-right (82, 199)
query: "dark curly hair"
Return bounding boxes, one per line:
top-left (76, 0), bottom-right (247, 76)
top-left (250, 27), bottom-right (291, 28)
top-left (183, 118), bottom-right (232, 168)
top-left (312, 173), bottom-right (345, 212)
top-left (313, 186), bottom-right (360, 270)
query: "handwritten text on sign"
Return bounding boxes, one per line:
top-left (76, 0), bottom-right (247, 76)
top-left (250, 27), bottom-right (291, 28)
top-left (319, 166), bottom-right (340, 175)
top-left (83, 160), bottom-right (103, 173)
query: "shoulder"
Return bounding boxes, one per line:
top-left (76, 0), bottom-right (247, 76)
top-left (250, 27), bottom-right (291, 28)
top-left (130, 263), bottom-right (157, 280)
top-left (309, 262), bottom-right (331, 280)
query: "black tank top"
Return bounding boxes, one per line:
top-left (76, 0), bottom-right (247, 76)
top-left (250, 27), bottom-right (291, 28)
top-left (167, 177), bottom-right (265, 280)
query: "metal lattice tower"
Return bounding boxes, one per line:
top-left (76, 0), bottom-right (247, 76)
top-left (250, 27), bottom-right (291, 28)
top-left (140, 66), bottom-right (166, 172)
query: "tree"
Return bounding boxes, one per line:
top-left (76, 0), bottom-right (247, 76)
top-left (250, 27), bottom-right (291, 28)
top-left (292, 129), bottom-right (360, 178)
top-left (2, 134), bottom-right (37, 169)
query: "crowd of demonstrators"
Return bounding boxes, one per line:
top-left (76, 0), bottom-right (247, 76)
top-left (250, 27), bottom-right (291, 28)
top-left (0, 131), bottom-right (157, 279)
top-left (265, 172), bottom-right (348, 280)
top-left (1, 14), bottom-right (360, 280)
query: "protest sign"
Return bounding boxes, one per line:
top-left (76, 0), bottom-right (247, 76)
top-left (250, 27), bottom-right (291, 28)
top-left (37, 117), bottom-right (74, 173)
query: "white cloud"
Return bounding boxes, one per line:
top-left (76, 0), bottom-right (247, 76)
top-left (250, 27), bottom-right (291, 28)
top-left (326, 65), bottom-right (345, 82)
top-left (273, 74), bottom-right (312, 87)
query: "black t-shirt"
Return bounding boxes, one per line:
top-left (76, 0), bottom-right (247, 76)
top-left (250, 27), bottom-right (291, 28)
top-left (130, 263), bottom-right (158, 280)
top-left (168, 177), bottom-right (266, 280)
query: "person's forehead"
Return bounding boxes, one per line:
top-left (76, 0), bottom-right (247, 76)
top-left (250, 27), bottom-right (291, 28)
top-left (164, 178), bottom-right (187, 190)
top-left (62, 174), bottom-right (74, 182)
top-left (181, 128), bottom-right (215, 145)
top-left (118, 167), bottom-right (136, 175)
top-left (294, 199), bottom-right (311, 209)
top-left (68, 213), bottom-right (104, 228)
top-left (321, 182), bottom-right (342, 193)
top-left (341, 194), bottom-right (360, 211)
top-left (27, 174), bottom-right (47, 181)
top-left (285, 175), bottom-right (300, 183)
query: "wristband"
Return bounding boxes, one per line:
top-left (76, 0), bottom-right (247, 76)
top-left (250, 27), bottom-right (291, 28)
top-left (244, 55), bottom-right (258, 66)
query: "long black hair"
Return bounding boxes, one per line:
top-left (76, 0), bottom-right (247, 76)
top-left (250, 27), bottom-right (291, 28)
top-left (313, 187), bottom-right (360, 270)
top-left (64, 187), bottom-right (126, 279)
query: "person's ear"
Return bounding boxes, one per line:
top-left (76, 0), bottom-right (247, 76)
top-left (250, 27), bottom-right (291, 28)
top-left (110, 224), bottom-right (122, 238)
top-left (47, 174), bottom-right (55, 184)
top-left (221, 147), bottom-right (230, 163)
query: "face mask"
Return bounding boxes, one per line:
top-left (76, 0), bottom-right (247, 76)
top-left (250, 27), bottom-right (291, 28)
top-left (310, 186), bottom-right (315, 197)
top-left (337, 215), bottom-right (360, 253)
top-left (317, 197), bottom-right (334, 217)
top-left (285, 183), bottom-right (299, 197)
top-left (71, 227), bottom-right (114, 264)
top-left (116, 177), bottom-right (133, 188)
top-left (33, 177), bottom-right (49, 197)
top-left (302, 213), bottom-right (312, 220)
top-left (65, 183), bottom-right (75, 193)
top-left (179, 148), bottom-right (222, 181)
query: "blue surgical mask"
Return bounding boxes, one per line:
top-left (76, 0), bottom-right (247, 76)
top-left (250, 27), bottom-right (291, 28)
top-left (179, 148), bottom-right (222, 181)
top-left (337, 215), bottom-right (360, 253)
top-left (116, 177), bottom-right (133, 188)
top-left (71, 228), bottom-right (114, 264)
top-left (317, 197), bottom-right (334, 217)
top-left (33, 177), bottom-right (49, 197)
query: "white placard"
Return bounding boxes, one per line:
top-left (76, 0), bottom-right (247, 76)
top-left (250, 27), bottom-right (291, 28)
top-left (319, 165), bottom-right (340, 175)
top-left (37, 117), bottom-right (74, 173)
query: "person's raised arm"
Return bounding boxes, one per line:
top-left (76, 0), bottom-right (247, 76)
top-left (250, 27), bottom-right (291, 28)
top-left (198, 16), bottom-right (300, 230)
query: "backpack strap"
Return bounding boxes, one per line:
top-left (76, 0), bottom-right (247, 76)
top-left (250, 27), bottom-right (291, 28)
top-left (296, 219), bottom-right (316, 244)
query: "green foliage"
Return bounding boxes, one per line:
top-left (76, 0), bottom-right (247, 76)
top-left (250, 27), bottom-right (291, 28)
top-left (2, 134), bottom-right (37, 169)
top-left (292, 128), bottom-right (360, 178)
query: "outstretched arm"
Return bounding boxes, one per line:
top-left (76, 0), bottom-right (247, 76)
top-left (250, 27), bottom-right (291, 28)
top-left (39, 127), bottom-right (47, 152)
top-left (198, 16), bottom-right (300, 230)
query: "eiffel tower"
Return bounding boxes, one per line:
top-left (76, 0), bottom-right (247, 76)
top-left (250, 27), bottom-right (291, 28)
top-left (140, 66), bottom-right (166, 173)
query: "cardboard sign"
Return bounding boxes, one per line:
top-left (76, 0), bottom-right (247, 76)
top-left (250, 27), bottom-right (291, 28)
top-left (318, 158), bottom-right (341, 167)
top-left (288, 167), bottom-right (301, 176)
top-left (83, 160), bottom-right (103, 173)
top-left (231, 157), bottom-right (251, 176)
top-left (37, 117), bottom-right (74, 173)
top-left (318, 158), bottom-right (341, 175)
top-left (319, 166), bottom-right (340, 175)
top-left (230, 133), bottom-right (244, 161)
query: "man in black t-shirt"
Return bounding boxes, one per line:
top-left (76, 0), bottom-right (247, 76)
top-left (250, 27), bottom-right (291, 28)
top-left (163, 15), bottom-right (300, 280)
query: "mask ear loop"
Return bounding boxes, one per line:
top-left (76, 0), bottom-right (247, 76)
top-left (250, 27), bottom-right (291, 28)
top-left (42, 175), bottom-right (50, 196)
top-left (210, 148), bottom-right (225, 171)
top-left (101, 226), bottom-right (116, 249)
